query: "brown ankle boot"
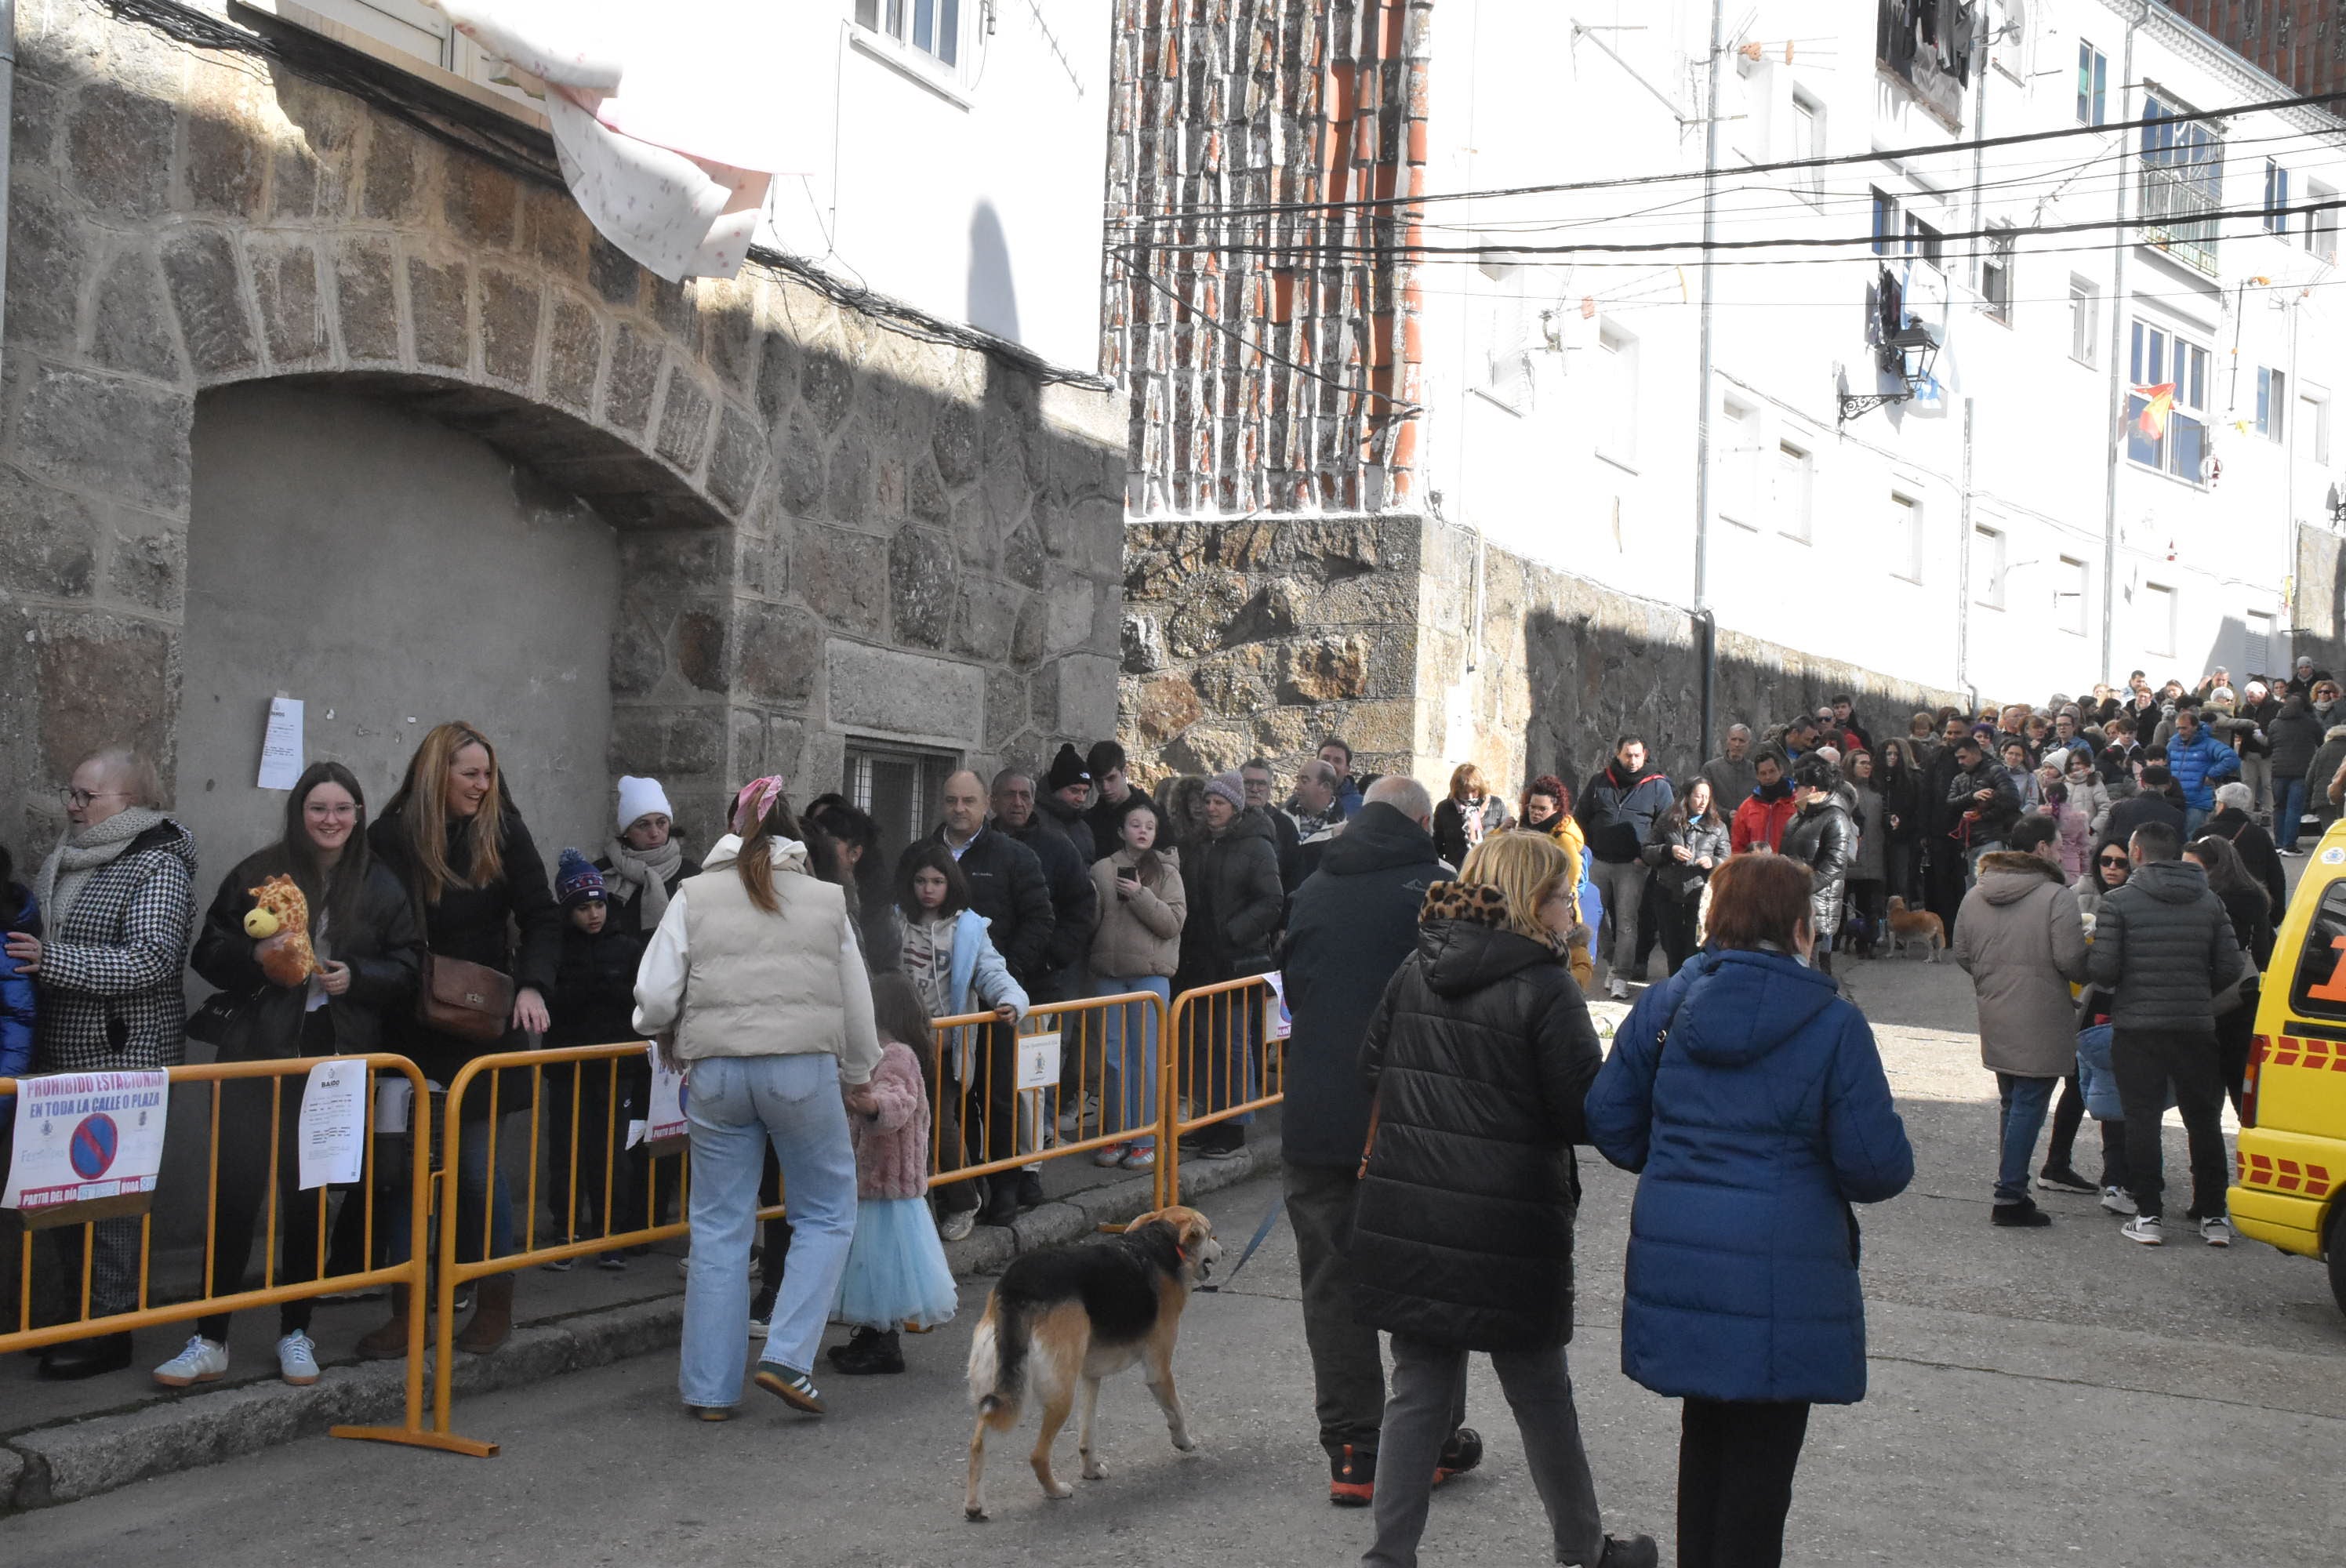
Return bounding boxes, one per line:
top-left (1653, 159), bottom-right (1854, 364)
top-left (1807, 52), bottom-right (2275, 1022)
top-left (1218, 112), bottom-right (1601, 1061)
top-left (355, 1312), bottom-right (411, 1361)
top-left (455, 1273), bottom-right (514, 1352)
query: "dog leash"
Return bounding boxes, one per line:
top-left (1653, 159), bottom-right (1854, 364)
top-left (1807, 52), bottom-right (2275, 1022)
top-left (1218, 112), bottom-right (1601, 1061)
top-left (1199, 1192), bottom-right (1285, 1293)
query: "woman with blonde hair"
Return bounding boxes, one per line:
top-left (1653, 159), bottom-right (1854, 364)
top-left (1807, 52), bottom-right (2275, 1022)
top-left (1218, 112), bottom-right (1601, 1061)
top-left (361, 722), bottom-right (561, 1359)
top-left (1349, 829), bottom-right (1657, 1568)
top-left (1432, 763), bottom-right (1512, 866)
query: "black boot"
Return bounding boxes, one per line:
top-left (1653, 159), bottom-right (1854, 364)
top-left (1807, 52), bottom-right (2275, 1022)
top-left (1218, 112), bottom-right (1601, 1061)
top-left (827, 1327), bottom-right (904, 1375)
top-left (38, 1332), bottom-right (133, 1381)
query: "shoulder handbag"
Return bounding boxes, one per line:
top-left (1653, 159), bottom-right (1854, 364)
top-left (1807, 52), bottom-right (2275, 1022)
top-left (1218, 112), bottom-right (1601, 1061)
top-left (418, 952), bottom-right (515, 1043)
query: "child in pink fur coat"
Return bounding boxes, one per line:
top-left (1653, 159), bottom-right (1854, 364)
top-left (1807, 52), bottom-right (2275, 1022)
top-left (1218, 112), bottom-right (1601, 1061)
top-left (828, 973), bottom-right (958, 1376)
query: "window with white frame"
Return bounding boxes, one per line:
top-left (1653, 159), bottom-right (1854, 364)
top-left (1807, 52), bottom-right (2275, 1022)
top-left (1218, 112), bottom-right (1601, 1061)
top-left (2301, 388), bottom-right (2333, 464)
top-left (1789, 94), bottom-right (1825, 204)
top-left (1871, 189), bottom-right (1901, 256)
top-left (1719, 399), bottom-right (1761, 527)
top-left (1596, 327), bottom-right (1639, 468)
top-left (2265, 159), bottom-right (2293, 234)
top-left (2127, 320), bottom-right (2210, 482)
top-left (2077, 42), bottom-right (2108, 127)
top-left (2247, 610), bottom-right (2276, 676)
top-left (856, 0), bottom-right (964, 70)
top-left (1774, 441), bottom-right (1814, 543)
top-left (2140, 580), bottom-right (2177, 657)
top-left (844, 740), bottom-right (959, 863)
top-left (251, 0), bottom-right (532, 109)
top-left (1906, 213), bottom-right (1945, 268)
top-left (1982, 226), bottom-right (2014, 324)
top-left (2308, 183), bottom-right (2340, 263)
top-left (2057, 556), bottom-right (2090, 636)
top-left (1973, 524), bottom-right (2006, 610)
top-left (2257, 366), bottom-right (2287, 441)
top-left (1476, 262), bottom-right (1534, 416)
top-left (1890, 492), bottom-right (1923, 583)
top-left (2069, 276), bottom-right (2100, 365)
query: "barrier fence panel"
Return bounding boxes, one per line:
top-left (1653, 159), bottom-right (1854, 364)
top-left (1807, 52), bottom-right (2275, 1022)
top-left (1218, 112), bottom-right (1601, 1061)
top-left (1160, 975), bottom-right (1287, 1207)
top-left (0, 1055), bottom-right (460, 1453)
top-left (926, 990), bottom-right (1178, 1212)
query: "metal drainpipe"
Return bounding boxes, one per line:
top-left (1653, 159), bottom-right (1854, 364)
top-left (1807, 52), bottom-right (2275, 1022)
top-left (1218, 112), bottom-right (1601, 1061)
top-left (1, 0), bottom-right (16, 382)
top-left (1957, 395), bottom-right (1975, 699)
top-left (1691, 0), bottom-right (1726, 763)
top-left (2100, 6), bottom-right (2148, 684)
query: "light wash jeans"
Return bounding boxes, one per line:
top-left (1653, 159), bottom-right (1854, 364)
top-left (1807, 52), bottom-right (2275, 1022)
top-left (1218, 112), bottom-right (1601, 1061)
top-left (1099, 975), bottom-right (1169, 1145)
top-left (677, 1054), bottom-right (857, 1406)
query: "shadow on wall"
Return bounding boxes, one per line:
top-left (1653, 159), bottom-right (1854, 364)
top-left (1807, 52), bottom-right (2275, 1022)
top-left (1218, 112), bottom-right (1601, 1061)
top-left (968, 201), bottom-right (1022, 347)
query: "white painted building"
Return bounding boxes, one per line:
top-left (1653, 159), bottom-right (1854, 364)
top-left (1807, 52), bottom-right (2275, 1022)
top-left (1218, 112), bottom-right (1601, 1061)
top-left (227, 0), bottom-right (1111, 370)
top-left (1420, 0), bottom-right (2346, 704)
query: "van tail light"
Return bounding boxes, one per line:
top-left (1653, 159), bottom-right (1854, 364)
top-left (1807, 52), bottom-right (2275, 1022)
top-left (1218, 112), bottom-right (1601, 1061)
top-left (2242, 1035), bottom-right (2269, 1129)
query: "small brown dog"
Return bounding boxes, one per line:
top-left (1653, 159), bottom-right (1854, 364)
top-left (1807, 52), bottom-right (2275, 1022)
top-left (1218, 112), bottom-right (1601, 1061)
top-left (1887, 896), bottom-right (1945, 960)
top-left (964, 1205), bottom-right (1220, 1520)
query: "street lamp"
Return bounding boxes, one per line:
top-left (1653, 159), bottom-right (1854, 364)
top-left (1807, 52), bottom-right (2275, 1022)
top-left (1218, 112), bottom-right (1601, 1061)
top-left (1839, 328), bottom-right (1941, 425)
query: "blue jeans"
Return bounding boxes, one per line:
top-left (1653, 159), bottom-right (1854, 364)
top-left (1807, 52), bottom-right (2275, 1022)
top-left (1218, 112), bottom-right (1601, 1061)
top-left (1995, 1073), bottom-right (2057, 1204)
top-left (2183, 804), bottom-right (2208, 840)
top-left (384, 1116), bottom-right (516, 1266)
top-left (1098, 975), bottom-right (1168, 1145)
top-left (678, 1054), bottom-right (857, 1405)
top-left (2278, 775), bottom-right (2309, 851)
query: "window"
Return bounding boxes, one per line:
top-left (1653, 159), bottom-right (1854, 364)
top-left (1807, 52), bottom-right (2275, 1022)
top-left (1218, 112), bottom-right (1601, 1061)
top-left (856, 0), bottom-right (963, 69)
top-left (1719, 400), bottom-right (1761, 528)
top-left (2141, 93), bottom-right (2223, 273)
top-left (2307, 183), bottom-right (2340, 263)
top-left (2247, 610), bottom-right (2276, 676)
top-left (844, 741), bottom-right (958, 866)
top-left (1871, 188), bottom-right (1901, 256)
top-left (2069, 276), bottom-right (2101, 365)
top-left (2057, 556), bottom-right (2090, 637)
top-left (1476, 263), bottom-right (1534, 416)
top-left (2265, 159), bottom-right (2293, 234)
top-left (1596, 328), bottom-right (1639, 467)
top-left (2077, 42), bottom-right (2108, 126)
top-left (252, 0), bottom-right (536, 112)
top-left (1789, 95), bottom-right (1825, 204)
top-left (1774, 441), bottom-right (1814, 543)
top-left (2285, 881), bottom-right (2346, 1026)
top-left (2257, 367), bottom-right (2287, 441)
top-left (2301, 390), bottom-right (2333, 463)
top-left (1905, 214), bottom-right (1945, 268)
top-left (1890, 492), bottom-right (1924, 583)
top-left (2141, 580), bottom-right (2177, 657)
top-left (2127, 320), bottom-right (2211, 481)
top-left (1982, 226), bottom-right (2014, 323)
top-left (1973, 524), bottom-right (2006, 609)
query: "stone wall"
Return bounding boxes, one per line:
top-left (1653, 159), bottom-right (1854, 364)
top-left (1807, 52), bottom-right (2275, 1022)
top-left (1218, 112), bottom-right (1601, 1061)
top-left (2293, 521), bottom-right (2346, 680)
top-left (0, 0), bottom-right (1126, 850)
top-left (1120, 514), bottom-right (1966, 793)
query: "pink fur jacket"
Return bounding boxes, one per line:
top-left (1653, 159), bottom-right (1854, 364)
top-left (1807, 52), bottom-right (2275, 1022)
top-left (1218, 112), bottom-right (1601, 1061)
top-left (847, 1040), bottom-right (932, 1200)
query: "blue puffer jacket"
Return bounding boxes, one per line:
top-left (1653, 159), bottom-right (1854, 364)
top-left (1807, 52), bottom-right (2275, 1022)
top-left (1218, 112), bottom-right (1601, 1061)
top-left (1584, 949), bottom-right (1914, 1405)
top-left (2165, 728), bottom-right (2241, 811)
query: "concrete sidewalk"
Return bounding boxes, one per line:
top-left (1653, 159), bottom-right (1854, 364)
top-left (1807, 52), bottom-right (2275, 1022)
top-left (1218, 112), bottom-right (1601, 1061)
top-left (0, 1116), bottom-right (1282, 1513)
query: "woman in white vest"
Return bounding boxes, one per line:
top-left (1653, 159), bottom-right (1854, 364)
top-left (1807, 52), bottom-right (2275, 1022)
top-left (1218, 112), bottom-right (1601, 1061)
top-left (634, 776), bottom-right (880, 1420)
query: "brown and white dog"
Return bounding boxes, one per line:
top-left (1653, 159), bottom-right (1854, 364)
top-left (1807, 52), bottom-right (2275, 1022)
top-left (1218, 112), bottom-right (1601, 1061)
top-left (1887, 896), bottom-right (1946, 960)
top-left (964, 1205), bottom-right (1221, 1520)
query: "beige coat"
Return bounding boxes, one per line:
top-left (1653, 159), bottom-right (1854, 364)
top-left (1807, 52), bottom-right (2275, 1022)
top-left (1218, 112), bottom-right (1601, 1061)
top-left (1087, 848), bottom-right (1186, 980)
top-left (1952, 851), bottom-right (2091, 1078)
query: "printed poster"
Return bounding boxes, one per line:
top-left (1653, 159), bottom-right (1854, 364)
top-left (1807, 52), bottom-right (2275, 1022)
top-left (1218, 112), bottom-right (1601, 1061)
top-left (2, 1070), bottom-right (170, 1229)
top-left (297, 1059), bottom-right (366, 1189)
top-left (1015, 1030), bottom-right (1063, 1093)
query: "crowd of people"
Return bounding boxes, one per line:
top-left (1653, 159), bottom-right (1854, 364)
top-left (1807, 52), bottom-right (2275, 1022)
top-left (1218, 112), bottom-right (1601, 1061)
top-left (2, 657), bottom-right (2316, 1563)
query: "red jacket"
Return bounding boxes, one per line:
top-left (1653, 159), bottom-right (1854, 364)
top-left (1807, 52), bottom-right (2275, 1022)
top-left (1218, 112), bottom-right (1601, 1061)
top-left (1731, 790), bottom-right (1798, 854)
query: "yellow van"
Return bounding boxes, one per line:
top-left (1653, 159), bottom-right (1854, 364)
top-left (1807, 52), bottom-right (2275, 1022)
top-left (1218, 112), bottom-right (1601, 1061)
top-left (2230, 821), bottom-right (2346, 1315)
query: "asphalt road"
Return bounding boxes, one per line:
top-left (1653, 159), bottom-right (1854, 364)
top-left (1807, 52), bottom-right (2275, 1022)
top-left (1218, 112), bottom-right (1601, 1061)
top-left (9, 951), bottom-right (2344, 1566)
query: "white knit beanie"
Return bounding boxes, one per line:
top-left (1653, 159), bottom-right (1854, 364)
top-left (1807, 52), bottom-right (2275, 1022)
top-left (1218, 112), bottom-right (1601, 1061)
top-left (615, 774), bottom-right (674, 832)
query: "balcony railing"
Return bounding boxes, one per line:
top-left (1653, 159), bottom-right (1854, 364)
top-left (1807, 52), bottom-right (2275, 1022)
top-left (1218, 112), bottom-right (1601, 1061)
top-left (2141, 163), bottom-right (2221, 274)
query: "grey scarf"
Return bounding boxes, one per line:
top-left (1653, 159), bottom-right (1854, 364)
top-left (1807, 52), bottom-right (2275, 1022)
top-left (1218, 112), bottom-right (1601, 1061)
top-left (37, 807), bottom-right (169, 930)
top-left (602, 835), bottom-right (685, 927)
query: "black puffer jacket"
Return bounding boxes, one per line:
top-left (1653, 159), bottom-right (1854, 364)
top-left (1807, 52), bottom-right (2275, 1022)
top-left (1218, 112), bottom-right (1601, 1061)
top-left (1779, 797), bottom-right (1855, 937)
top-left (1178, 808), bottom-right (1286, 984)
top-left (1946, 759), bottom-right (2022, 845)
top-left (1000, 813), bottom-right (1098, 1000)
top-left (2269, 696), bottom-right (2326, 778)
top-left (1351, 881), bottom-right (1601, 1352)
top-left (2085, 859), bottom-right (2246, 1032)
top-left (1640, 811), bottom-right (1733, 902)
top-left (1280, 804), bottom-right (1448, 1168)
top-left (191, 848), bottom-right (423, 1060)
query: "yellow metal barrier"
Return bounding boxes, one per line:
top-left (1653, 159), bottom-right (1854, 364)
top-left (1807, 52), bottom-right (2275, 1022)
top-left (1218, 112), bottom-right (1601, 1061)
top-left (1158, 975), bottom-right (1286, 1207)
top-left (927, 990), bottom-right (1178, 1210)
top-left (0, 1055), bottom-right (459, 1453)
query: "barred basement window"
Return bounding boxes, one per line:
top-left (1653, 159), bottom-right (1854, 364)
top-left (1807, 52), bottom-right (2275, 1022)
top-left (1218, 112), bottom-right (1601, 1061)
top-left (844, 742), bottom-right (959, 864)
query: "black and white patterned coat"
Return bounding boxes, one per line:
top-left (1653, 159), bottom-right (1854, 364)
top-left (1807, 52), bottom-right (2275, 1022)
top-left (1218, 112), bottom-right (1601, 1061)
top-left (34, 820), bottom-right (199, 1073)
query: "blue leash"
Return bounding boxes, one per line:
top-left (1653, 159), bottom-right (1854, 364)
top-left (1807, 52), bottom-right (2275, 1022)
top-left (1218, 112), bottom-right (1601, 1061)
top-left (1199, 1192), bottom-right (1285, 1292)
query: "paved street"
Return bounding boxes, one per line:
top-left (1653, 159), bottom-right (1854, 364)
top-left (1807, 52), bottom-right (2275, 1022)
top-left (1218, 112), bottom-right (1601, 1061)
top-left (9, 952), bottom-right (2344, 1566)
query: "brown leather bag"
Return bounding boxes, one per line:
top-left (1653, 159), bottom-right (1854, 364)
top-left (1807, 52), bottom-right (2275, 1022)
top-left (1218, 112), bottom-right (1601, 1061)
top-left (417, 953), bottom-right (514, 1044)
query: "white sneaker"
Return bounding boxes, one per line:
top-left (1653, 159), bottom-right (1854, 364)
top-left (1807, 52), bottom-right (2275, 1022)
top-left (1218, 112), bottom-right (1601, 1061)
top-left (1093, 1142), bottom-right (1130, 1168)
top-left (153, 1334), bottom-right (229, 1388)
top-left (1606, 976), bottom-right (1630, 1001)
top-left (2099, 1186), bottom-right (2137, 1216)
top-left (277, 1331), bottom-right (321, 1386)
top-left (1058, 1092), bottom-right (1100, 1138)
top-left (2199, 1214), bottom-right (2233, 1247)
top-left (938, 1207), bottom-right (977, 1243)
top-left (747, 1316), bottom-right (770, 1341)
top-left (2121, 1214), bottom-right (2164, 1246)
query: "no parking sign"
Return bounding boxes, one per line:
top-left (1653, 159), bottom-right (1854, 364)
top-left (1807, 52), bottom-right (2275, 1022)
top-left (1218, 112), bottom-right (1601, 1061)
top-left (2, 1070), bottom-right (170, 1229)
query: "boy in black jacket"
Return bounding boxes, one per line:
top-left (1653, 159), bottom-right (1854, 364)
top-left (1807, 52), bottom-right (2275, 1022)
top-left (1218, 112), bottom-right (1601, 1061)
top-left (543, 849), bottom-right (649, 1269)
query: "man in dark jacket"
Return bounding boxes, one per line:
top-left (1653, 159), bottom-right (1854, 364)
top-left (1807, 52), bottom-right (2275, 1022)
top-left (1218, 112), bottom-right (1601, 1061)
top-left (1279, 779), bottom-right (1476, 1507)
top-left (2102, 763), bottom-right (2186, 849)
top-left (1082, 739), bottom-right (1138, 852)
top-left (2266, 692), bottom-right (2326, 852)
top-left (1945, 735), bottom-right (2021, 880)
top-left (2086, 822), bottom-right (2245, 1246)
top-left (932, 769), bottom-right (1055, 1222)
top-left (1039, 743), bottom-right (1098, 866)
top-left (1243, 757), bottom-right (1305, 890)
top-left (992, 768), bottom-right (1096, 1003)
top-left (1578, 737), bottom-right (1676, 1000)
top-left (1922, 713), bottom-right (1974, 932)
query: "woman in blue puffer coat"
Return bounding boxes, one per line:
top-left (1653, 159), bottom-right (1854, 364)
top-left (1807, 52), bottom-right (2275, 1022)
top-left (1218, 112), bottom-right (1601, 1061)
top-left (1584, 851), bottom-right (1912, 1568)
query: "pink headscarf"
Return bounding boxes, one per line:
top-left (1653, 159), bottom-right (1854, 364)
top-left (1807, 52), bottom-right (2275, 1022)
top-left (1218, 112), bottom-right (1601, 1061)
top-left (730, 775), bottom-right (789, 837)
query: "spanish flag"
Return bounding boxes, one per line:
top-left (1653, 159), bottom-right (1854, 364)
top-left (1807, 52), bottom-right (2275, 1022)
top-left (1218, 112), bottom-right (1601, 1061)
top-left (2134, 383), bottom-right (2177, 439)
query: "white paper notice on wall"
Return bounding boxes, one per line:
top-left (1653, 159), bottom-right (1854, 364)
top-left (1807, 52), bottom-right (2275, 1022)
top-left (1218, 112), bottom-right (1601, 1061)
top-left (257, 697), bottom-right (305, 789)
top-left (1015, 1032), bottom-right (1062, 1093)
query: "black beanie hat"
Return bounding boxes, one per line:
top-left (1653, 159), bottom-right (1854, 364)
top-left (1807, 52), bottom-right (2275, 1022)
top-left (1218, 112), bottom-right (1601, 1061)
top-left (1046, 742), bottom-right (1091, 793)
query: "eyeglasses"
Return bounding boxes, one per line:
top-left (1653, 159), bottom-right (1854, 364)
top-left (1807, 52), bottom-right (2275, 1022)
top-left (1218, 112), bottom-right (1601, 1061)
top-left (60, 789), bottom-right (125, 809)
